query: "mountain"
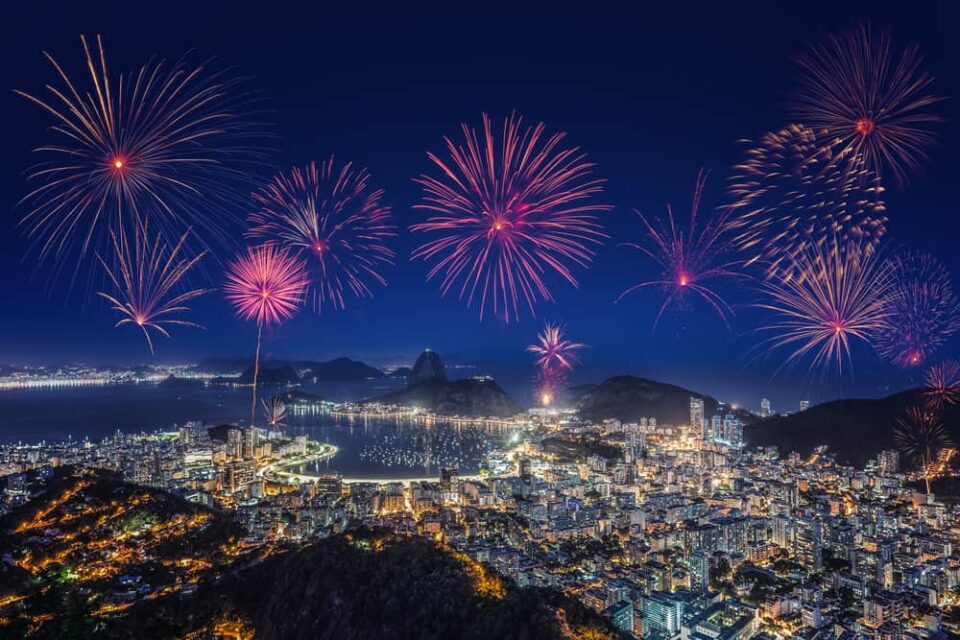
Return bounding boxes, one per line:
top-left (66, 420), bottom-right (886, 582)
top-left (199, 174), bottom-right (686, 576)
top-left (197, 356), bottom-right (384, 381)
top-left (100, 529), bottom-right (620, 640)
top-left (300, 356), bottom-right (384, 381)
top-left (746, 389), bottom-right (960, 466)
top-left (157, 373), bottom-right (205, 389)
top-left (576, 375), bottom-right (744, 425)
top-left (372, 377), bottom-right (521, 418)
top-left (409, 349), bottom-right (447, 385)
top-left (235, 364), bottom-right (301, 386)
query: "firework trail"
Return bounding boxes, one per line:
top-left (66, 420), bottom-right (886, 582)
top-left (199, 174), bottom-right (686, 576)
top-left (96, 222), bottom-right (210, 354)
top-left (618, 171), bottom-right (742, 328)
top-left (791, 23), bottom-right (944, 185)
top-left (412, 112), bottom-right (610, 322)
top-left (876, 251), bottom-right (960, 367)
top-left (527, 322), bottom-right (584, 407)
top-left (247, 159), bottom-right (395, 312)
top-left (727, 124), bottom-right (887, 282)
top-left (16, 34), bottom-right (263, 290)
top-left (262, 396), bottom-right (288, 429)
top-left (895, 405), bottom-right (952, 494)
top-left (925, 361), bottom-right (960, 412)
top-left (757, 237), bottom-right (894, 374)
top-left (224, 244), bottom-right (308, 427)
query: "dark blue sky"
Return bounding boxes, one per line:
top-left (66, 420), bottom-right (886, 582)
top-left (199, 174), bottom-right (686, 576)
top-left (2, 1), bottom-right (959, 409)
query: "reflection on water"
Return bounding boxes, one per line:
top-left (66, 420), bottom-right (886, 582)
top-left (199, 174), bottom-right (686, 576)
top-left (285, 412), bottom-right (515, 478)
top-left (0, 380), bottom-right (518, 479)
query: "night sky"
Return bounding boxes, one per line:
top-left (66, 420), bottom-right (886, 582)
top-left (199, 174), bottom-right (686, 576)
top-left (2, 1), bottom-right (959, 409)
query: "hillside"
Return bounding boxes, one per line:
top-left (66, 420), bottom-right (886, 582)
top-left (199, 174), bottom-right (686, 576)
top-left (575, 375), bottom-right (746, 425)
top-left (746, 389), bottom-right (960, 466)
top-left (371, 377), bottom-right (521, 418)
top-left (196, 356), bottom-right (384, 381)
top-left (102, 529), bottom-right (621, 640)
top-left (0, 468), bottom-right (243, 637)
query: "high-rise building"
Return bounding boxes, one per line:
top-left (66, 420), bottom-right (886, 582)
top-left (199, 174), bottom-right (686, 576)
top-left (690, 397), bottom-right (705, 437)
top-left (760, 398), bottom-right (772, 417)
top-left (800, 400), bottom-right (810, 412)
top-left (641, 592), bottom-right (684, 637)
top-left (796, 517), bottom-right (823, 571)
top-left (878, 450), bottom-right (900, 475)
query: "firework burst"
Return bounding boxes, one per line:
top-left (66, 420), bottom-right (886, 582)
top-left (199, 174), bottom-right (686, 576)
top-left (876, 252), bottom-right (960, 367)
top-left (757, 238), bottom-right (894, 373)
top-left (727, 124), bottom-right (887, 282)
top-left (16, 34), bottom-right (262, 288)
top-left (618, 171), bottom-right (742, 328)
top-left (224, 244), bottom-right (308, 426)
top-left (895, 405), bottom-right (952, 494)
top-left (412, 112), bottom-right (610, 322)
top-left (247, 159), bottom-right (395, 312)
top-left (924, 361), bottom-right (960, 411)
top-left (791, 24), bottom-right (943, 185)
top-left (96, 222), bottom-right (210, 354)
top-left (262, 396), bottom-right (287, 429)
top-left (527, 322), bottom-right (584, 407)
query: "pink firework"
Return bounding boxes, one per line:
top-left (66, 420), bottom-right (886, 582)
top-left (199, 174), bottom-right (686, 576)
top-left (758, 237), bottom-right (894, 373)
top-left (925, 361), bottom-right (960, 411)
top-left (96, 222), bottom-right (210, 354)
top-left (224, 244), bottom-right (308, 426)
top-left (224, 244), bottom-right (309, 327)
top-left (527, 322), bottom-right (585, 378)
top-left (877, 252), bottom-right (960, 368)
top-left (618, 171), bottom-right (742, 328)
top-left (412, 112), bottom-right (610, 322)
top-left (792, 24), bottom-right (943, 185)
top-left (247, 159), bottom-right (396, 312)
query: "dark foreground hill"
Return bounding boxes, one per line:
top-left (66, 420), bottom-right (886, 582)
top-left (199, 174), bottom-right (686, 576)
top-left (0, 468), bottom-right (242, 638)
top-left (746, 389), bottom-right (960, 466)
top-left (95, 530), bottom-right (620, 640)
top-left (575, 375), bottom-right (747, 425)
top-left (371, 377), bottom-right (521, 418)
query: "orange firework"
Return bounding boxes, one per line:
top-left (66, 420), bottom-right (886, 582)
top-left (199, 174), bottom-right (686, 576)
top-left (758, 237), bottom-right (894, 373)
top-left (96, 222), bottom-right (210, 354)
top-left (791, 24), bottom-right (944, 185)
top-left (16, 34), bottom-right (262, 291)
top-left (726, 124), bottom-right (887, 282)
top-left (925, 361), bottom-right (960, 411)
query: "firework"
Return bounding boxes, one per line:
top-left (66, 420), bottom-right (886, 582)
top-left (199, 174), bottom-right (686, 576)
top-left (527, 322), bottom-right (584, 377)
top-left (876, 252), bottom-right (960, 367)
top-left (791, 24), bottom-right (943, 185)
top-left (924, 361), bottom-right (960, 411)
top-left (895, 405), bottom-right (952, 494)
top-left (757, 237), bottom-right (894, 373)
top-left (262, 396), bottom-right (287, 429)
top-left (224, 244), bottom-right (308, 426)
top-left (527, 322), bottom-right (584, 408)
top-left (96, 222), bottom-right (210, 354)
top-left (618, 171), bottom-right (742, 328)
top-left (727, 124), bottom-right (887, 282)
top-left (412, 112), bottom-right (610, 322)
top-left (16, 34), bottom-right (262, 288)
top-left (247, 159), bottom-right (395, 312)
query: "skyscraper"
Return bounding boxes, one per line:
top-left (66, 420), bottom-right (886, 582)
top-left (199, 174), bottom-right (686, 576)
top-left (690, 397), bottom-right (705, 437)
